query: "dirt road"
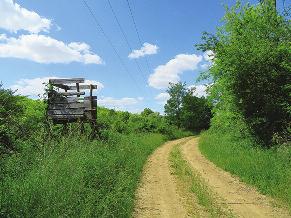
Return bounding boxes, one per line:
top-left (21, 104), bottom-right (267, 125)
top-left (134, 137), bottom-right (290, 218)
top-left (133, 138), bottom-right (190, 218)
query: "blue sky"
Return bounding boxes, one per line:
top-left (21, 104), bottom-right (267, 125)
top-left (0, 0), bottom-right (268, 113)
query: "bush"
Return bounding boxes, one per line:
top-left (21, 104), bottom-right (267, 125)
top-left (0, 85), bottom-right (24, 153)
top-left (197, 1), bottom-right (291, 146)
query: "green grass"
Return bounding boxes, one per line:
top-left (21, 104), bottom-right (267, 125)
top-left (0, 133), bottom-right (165, 217)
top-left (199, 130), bottom-right (291, 211)
top-left (169, 143), bottom-right (231, 217)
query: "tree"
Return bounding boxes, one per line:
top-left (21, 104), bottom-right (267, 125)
top-left (259, 0), bottom-right (276, 9)
top-left (141, 108), bottom-right (154, 116)
top-left (164, 82), bottom-right (188, 127)
top-left (197, 1), bottom-right (290, 146)
top-left (181, 93), bottom-right (212, 132)
top-left (165, 83), bottom-right (212, 132)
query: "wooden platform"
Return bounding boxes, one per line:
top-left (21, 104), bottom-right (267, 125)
top-left (47, 78), bottom-right (97, 124)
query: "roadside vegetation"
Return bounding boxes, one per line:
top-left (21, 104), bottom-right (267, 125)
top-left (0, 85), bottom-right (191, 217)
top-left (199, 130), bottom-right (291, 209)
top-left (196, 0), bottom-right (291, 210)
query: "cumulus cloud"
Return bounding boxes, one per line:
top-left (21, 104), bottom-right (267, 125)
top-left (98, 97), bottom-right (143, 111)
top-left (188, 84), bottom-right (210, 97)
top-left (148, 54), bottom-right (202, 89)
top-left (0, 34), bottom-right (103, 64)
top-left (0, 0), bottom-right (51, 33)
top-left (155, 92), bottom-right (170, 104)
top-left (128, 42), bottom-right (158, 59)
top-left (10, 77), bottom-right (104, 98)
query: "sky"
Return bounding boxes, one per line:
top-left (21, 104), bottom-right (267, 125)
top-left (0, 0), bottom-right (275, 113)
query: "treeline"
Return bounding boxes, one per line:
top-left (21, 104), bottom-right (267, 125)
top-left (0, 84), bottom-right (189, 154)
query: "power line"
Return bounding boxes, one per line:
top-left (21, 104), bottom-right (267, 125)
top-left (125, 0), bottom-right (152, 80)
top-left (107, 0), bottom-right (148, 83)
top-left (82, 0), bottom-right (145, 96)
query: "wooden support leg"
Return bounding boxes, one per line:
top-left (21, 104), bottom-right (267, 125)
top-left (90, 121), bottom-right (97, 139)
top-left (80, 121), bottom-right (85, 134)
top-left (44, 117), bottom-right (53, 139)
top-left (62, 123), bottom-right (68, 135)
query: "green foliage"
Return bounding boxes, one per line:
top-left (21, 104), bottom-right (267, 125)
top-left (0, 133), bottom-right (165, 217)
top-left (199, 130), bottom-right (291, 210)
top-left (165, 82), bottom-right (212, 132)
top-left (197, 1), bottom-right (291, 146)
top-left (97, 106), bottom-right (191, 140)
top-left (165, 82), bottom-right (188, 128)
top-left (0, 85), bottom-right (24, 153)
top-left (181, 94), bottom-right (212, 132)
top-left (0, 85), bottom-right (46, 154)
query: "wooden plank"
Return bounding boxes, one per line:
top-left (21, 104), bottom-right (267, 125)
top-left (47, 108), bottom-right (85, 115)
top-left (49, 100), bottom-right (96, 111)
top-left (52, 118), bottom-right (87, 124)
top-left (49, 114), bottom-right (85, 120)
top-left (59, 91), bottom-right (85, 96)
top-left (85, 111), bottom-right (97, 120)
top-left (84, 99), bottom-right (97, 108)
top-left (52, 84), bottom-right (69, 90)
top-left (90, 84), bottom-right (93, 98)
top-left (49, 78), bottom-right (84, 84)
top-left (84, 96), bottom-right (97, 100)
top-left (65, 97), bottom-right (84, 103)
top-left (76, 83), bottom-right (80, 97)
top-left (61, 96), bottom-right (96, 101)
top-left (66, 85), bottom-right (98, 90)
top-left (49, 103), bottom-right (85, 109)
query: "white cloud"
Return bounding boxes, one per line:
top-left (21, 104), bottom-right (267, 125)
top-left (203, 50), bottom-right (214, 62)
top-left (155, 92), bottom-right (170, 104)
top-left (0, 34), bottom-right (8, 41)
top-left (200, 63), bottom-right (211, 70)
top-left (10, 77), bottom-right (104, 98)
top-left (0, 0), bottom-right (51, 33)
top-left (98, 97), bottom-right (143, 111)
top-left (128, 42), bottom-right (158, 59)
top-left (148, 54), bottom-right (202, 89)
top-left (188, 84), bottom-right (209, 97)
top-left (0, 34), bottom-right (103, 64)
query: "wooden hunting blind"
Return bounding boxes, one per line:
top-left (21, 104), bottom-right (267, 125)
top-left (47, 78), bottom-right (97, 127)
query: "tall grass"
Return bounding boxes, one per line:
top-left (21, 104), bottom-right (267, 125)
top-left (0, 133), bottom-right (165, 217)
top-left (199, 130), bottom-right (291, 211)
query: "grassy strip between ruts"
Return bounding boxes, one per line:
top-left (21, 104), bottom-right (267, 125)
top-left (0, 133), bottom-right (166, 218)
top-left (169, 141), bottom-right (233, 217)
top-left (199, 131), bottom-right (291, 213)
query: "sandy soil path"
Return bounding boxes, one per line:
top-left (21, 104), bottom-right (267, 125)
top-left (133, 138), bottom-right (190, 218)
top-left (134, 137), bottom-right (290, 218)
top-left (181, 137), bottom-right (290, 218)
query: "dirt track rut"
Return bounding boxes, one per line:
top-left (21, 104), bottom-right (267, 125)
top-left (134, 137), bottom-right (290, 218)
top-left (133, 138), bottom-right (189, 218)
